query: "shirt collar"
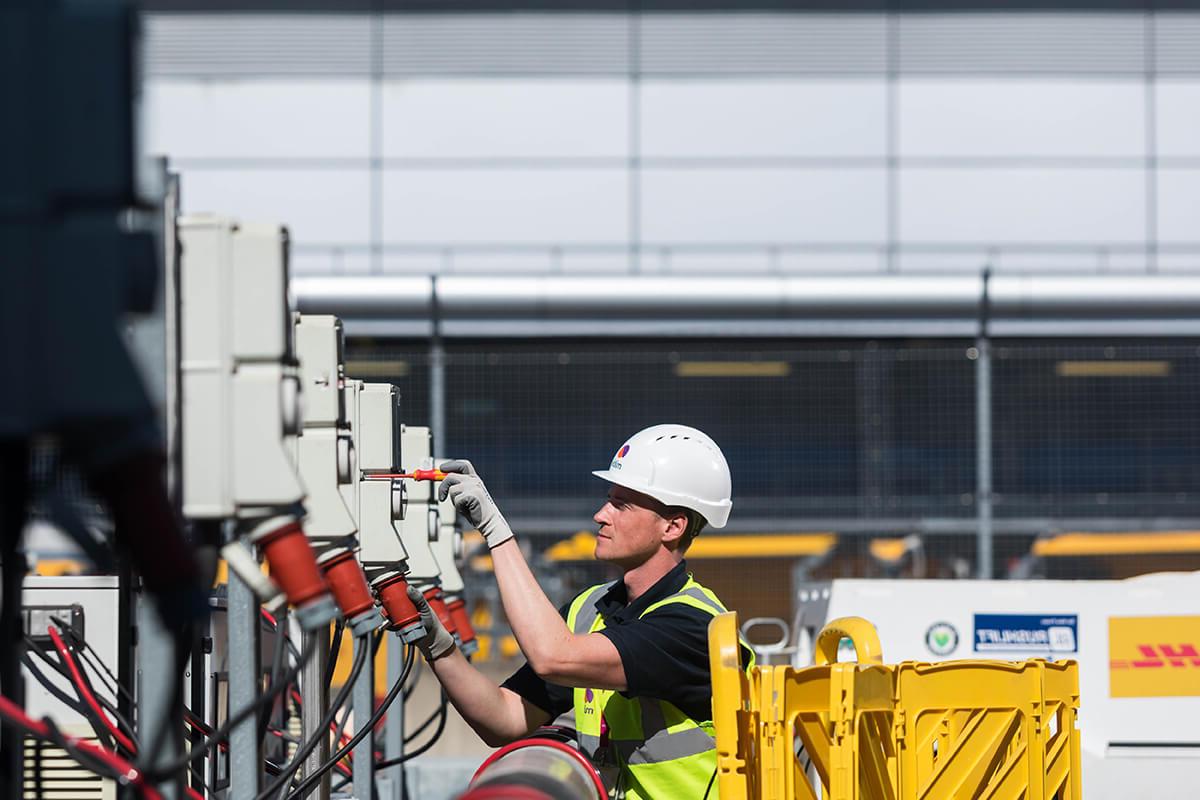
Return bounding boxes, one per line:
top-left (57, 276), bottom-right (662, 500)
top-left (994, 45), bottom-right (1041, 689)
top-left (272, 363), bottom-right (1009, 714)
top-left (596, 560), bottom-right (689, 622)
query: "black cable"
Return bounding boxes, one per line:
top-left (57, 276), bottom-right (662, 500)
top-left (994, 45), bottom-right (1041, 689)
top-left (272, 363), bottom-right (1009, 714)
top-left (19, 654), bottom-right (97, 735)
top-left (282, 643), bottom-right (416, 800)
top-left (4, 712), bottom-right (145, 796)
top-left (403, 693), bottom-right (445, 744)
top-left (256, 633), bottom-right (370, 800)
top-left (333, 701), bottom-right (353, 754)
top-left (259, 612), bottom-right (291, 745)
top-left (22, 636), bottom-right (136, 750)
top-left (323, 620), bottom-right (345, 690)
top-left (402, 656), bottom-right (422, 700)
top-left (37, 716), bottom-right (128, 784)
top-left (53, 620), bottom-right (137, 711)
top-left (259, 610), bottom-right (302, 664)
top-left (372, 690), bottom-right (447, 770)
top-left (702, 766), bottom-right (717, 799)
top-left (142, 634), bottom-right (317, 781)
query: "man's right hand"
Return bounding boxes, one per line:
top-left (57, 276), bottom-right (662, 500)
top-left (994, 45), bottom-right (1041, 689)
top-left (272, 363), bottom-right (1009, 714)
top-left (438, 460), bottom-right (515, 550)
top-left (406, 585), bottom-right (457, 661)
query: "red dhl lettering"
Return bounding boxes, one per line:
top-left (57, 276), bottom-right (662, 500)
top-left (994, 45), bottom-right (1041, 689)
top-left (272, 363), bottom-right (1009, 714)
top-left (1110, 643), bottom-right (1200, 669)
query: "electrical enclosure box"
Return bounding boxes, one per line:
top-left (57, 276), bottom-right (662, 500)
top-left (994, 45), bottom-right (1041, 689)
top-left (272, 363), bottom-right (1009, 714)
top-left (293, 314), bottom-right (356, 541)
top-left (344, 380), bottom-right (408, 567)
top-left (21, 577), bottom-right (122, 800)
top-left (433, 484), bottom-right (465, 594)
top-left (179, 216), bottom-right (304, 519)
top-left (397, 425), bottom-right (442, 584)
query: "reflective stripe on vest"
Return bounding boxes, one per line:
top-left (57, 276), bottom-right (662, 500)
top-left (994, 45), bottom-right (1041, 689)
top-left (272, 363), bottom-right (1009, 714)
top-left (565, 575), bottom-right (753, 798)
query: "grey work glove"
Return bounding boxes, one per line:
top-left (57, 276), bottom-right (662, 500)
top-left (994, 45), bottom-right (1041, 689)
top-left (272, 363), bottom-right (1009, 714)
top-left (406, 585), bottom-right (457, 661)
top-left (438, 460), bottom-right (515, 550)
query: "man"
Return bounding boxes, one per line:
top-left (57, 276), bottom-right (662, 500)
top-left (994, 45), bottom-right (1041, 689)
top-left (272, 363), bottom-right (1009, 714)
top-left (406, 423), bottom-right (753, 799)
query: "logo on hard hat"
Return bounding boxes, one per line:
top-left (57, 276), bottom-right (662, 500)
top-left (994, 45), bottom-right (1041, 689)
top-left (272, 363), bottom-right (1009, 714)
top-left (617, 444), bottom-right (630, 458)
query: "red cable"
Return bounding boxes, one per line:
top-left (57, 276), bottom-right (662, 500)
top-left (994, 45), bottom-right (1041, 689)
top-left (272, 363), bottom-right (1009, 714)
top-left (185, 716), bottom-right (229, 752)
top-left (48, 626), bottom-right (137, 753)
top-left (0, 694), bottom-right (162, 800)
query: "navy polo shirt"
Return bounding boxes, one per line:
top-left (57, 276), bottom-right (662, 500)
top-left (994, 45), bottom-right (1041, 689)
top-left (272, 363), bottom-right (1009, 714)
top-left (501, 560), bottom-right (751, 723)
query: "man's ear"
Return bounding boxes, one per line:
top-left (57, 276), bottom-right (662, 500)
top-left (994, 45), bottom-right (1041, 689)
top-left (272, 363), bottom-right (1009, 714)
top-left (661, 512), bottom-right (689, 546)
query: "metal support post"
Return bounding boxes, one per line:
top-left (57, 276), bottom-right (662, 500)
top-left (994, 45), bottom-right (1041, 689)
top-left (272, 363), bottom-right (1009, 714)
top-left (117, 560), bottom-right (137, 800)
top-left (137, 594), bottom-right (186, 799)
top-left (429, 278), bottom-right (446, 461)
top-left (975, 269), bottom-right (994, 579)
top-left (228, 568), bottom-right (262, 798)
top-left (856, 344), bottom-right (894, 519)
top-left (381, 637), bottom-right (406, 800)
top-left (352, 635), bottom-right (376, 800)
top-left (302, 627), bottom-right (331, 800)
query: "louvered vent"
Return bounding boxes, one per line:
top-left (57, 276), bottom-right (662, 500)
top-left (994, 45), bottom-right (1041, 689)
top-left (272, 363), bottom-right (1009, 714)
top-left (23, 733), bottom-right (116, 800)
top-left (1156, 12), bottom-right (1200, 74)
top-left (142, 13), bottom-right (372, 76)
top-left (640, 13), bottom-right (887, 75)
top-left (898, 12), bottom-right (1146, 74)
top-left (382, 13), bottom-right (630, 75)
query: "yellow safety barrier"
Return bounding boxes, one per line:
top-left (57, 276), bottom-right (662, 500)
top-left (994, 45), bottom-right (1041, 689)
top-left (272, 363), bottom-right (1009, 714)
top-left (709, 612), bottom-right (1081, 800)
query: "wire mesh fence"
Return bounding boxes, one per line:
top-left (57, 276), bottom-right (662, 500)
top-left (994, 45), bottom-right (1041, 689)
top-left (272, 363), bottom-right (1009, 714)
top-left (344, 336), bottom-right (1200, 625)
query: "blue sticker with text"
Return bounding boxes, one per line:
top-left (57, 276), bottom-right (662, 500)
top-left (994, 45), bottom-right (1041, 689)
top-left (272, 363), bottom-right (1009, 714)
top-left (973, 614), bottom-right (1078, 654)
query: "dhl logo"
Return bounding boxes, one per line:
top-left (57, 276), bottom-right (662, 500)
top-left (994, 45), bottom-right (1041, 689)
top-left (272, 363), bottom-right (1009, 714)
top-left (1109, 617), bottom-right (1200, 697)
top-left (1110, 643), bottom-right (1200, 669)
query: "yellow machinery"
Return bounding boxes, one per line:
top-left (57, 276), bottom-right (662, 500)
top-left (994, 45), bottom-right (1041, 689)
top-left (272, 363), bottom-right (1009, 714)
top-left (709, 612), bottom-right (1081, 800)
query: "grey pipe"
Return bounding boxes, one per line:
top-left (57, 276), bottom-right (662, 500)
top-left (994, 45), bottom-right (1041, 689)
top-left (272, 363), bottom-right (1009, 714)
top-left (292, 274), bottom-right (1200, 335)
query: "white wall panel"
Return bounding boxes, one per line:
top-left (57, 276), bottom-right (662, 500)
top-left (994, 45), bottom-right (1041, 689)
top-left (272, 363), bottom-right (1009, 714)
top-left (900, 168), bottom-right (1145, 244)
top-left (291, 249), bottom-right (373, 276)
top-left (1156, 81), bottom-right (1200, 158)
top-left (1157, 170), bottom-right (1200, 244)
top-left (382, 170), bottom-right (628, 244)
top-left (178, 168), bottom-right (371, 245)
top-left (145, 79), bottom-right (370, 159)
top-left (641, 79), bottom-right (886, 158)
top-left (382, 79), bottom-right (629, 158)
top-left (641, 168), bottom-right (886, 244)
top-left (899, 79), bottom-right (1145, 158)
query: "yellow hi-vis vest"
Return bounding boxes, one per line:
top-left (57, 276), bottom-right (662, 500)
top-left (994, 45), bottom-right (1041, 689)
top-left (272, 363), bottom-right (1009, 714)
top-left (564, 576), bottom-right (754, 800)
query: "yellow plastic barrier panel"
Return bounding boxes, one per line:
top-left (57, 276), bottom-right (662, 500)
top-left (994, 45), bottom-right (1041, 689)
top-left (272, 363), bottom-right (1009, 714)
top-left (708, 612), bottom-right (1081, 800)
top-left (892, 659), bottom-right (1081, 800)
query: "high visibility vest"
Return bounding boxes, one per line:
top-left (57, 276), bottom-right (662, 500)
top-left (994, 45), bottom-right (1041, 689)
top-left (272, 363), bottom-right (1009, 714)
top-left (564, 576), bottom-right (754, 800)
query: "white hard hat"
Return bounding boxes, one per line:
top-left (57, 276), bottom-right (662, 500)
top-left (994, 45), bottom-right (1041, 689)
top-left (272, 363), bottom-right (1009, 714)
top-left (592, 424), bottom-right (733, 528)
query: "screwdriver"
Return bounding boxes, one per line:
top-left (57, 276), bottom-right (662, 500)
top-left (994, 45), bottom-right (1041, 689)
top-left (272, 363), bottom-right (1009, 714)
top-left (363, 469), bottom-right (447, 481)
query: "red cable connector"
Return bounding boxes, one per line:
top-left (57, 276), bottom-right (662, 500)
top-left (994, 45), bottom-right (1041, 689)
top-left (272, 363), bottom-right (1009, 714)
top-left (257, 520), bottom-right (329, 609)
top-left (446, 596), bottom-right (479, 655)
top-left (423, 587), bottom-right (457, 637)
top-left (319, 550), bottom-right (375, 620)
top-left (371, 572), bottom-right (426, 643)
